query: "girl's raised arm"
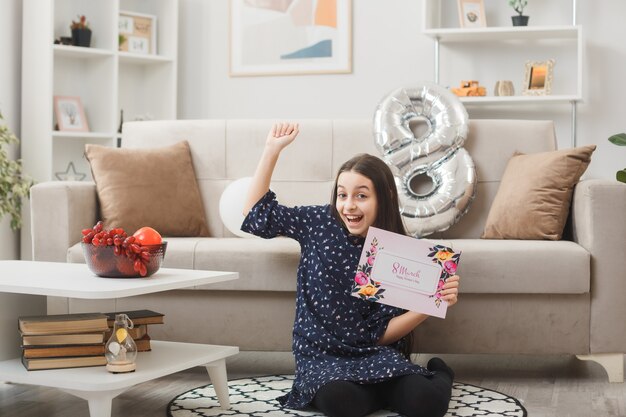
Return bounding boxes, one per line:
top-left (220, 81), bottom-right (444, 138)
top-left (243, 122), bottom-right (299, 215)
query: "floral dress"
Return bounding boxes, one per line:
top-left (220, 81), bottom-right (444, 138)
top-left (241, 191), bottom-right (433, 409)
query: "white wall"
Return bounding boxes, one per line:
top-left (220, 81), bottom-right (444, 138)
top-left (0, 0), bottom-right (22, 260)
top-left (576, 0), bottom-right (626, 180)
top-left (178, 0), bottom-right (626, 180)
top-left (4, 0), bottom-right (625, 258)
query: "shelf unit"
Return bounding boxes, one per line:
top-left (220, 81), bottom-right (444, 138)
top-left (422, 0), bottom-right (582, 146)
top-left (21, 0), bottom-right (178, 183)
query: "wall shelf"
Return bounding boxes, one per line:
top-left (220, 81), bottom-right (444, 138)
top-left (422, 0), bottom-right (582, 147)
top-left (53, 44), bottom-right (115, 59)
top-left (52, 131), bottom-right (114, 140)
top-left (21, 0), bottom-right (179, 184)
top-left (460, 94), bottom-right (581, 105)
top-left (423, 25), bottom-right (580, 43)
top-left (118, 52), bottom-right (174, 64)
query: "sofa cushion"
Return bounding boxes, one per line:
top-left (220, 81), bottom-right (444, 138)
top-left (67, 237), bottom-right (590, 295)
top-left (84, 141), bottom-right (210, 237)
top-left (67, 237), bottom-right (303, 291)
top-left (192, 238), bottom-right (302, 291)
top-left (482, 145), bottom-right (596, 240)
top-left (448, 239), bottom-right (590, 294)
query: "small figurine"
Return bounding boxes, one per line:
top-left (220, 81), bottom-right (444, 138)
top-left (450, 80), bottom-right (487, 97)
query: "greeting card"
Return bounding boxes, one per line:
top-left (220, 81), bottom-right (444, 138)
top-left (351, 227), bottom-right (461, 318)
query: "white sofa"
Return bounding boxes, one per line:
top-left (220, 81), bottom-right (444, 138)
top-left (30, 119), bottom-right (626, 381)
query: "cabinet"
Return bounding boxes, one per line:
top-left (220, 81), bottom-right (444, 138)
top-left (21, 0), bottom-right (178, 183)
top-left (422, 0), bottom-right (582, 146)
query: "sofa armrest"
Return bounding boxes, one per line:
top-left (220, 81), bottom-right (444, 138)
top-left (571, 179), bottom-right (626, 353)
top-left (30, 182), bottom-right (98, 262)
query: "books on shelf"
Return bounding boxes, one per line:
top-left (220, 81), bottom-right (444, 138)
top-left (21, 332), bottom-right (106, 346)
top-left (17, 312), bottom-right (110, 371)
top-left (16, 310), bottom-right (165, 370)
top-left (104, 310), bottom-right (165, 352)
top-left (18, 313), bottom-right (109, 335)
top-left (104, 310), bottom-right (165, 326)
top-left (104, 324), bottom-right (147, 341)
top-left (21, 355), bottom-right (107, 371)
top-left (134, 334), bottom-right (152, 352)
top-left (22, 344), bottom-right (105, 359)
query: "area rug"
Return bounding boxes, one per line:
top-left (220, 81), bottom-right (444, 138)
top-left (167, 375), bottom-right (527, 417)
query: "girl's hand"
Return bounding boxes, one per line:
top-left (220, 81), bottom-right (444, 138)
top-left (441, 275), bottom-right (460, 307)
top-left (266, 122), bottom-right (299, 152)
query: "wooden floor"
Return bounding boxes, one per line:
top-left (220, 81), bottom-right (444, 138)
top-left (1, 352), bottom-right (625, 417)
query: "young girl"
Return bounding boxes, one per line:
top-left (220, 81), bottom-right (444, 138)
top-left (242, 123), bottom-right (460, 417)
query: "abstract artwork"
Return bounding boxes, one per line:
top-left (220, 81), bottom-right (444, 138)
top-left (230, 0), bottom-right (352, 76)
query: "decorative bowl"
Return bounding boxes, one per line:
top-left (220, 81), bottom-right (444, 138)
top-left (82, 242), bottom-right (167, 278)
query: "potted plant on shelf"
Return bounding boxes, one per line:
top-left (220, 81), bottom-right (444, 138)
top-left (508, 0), bottom-right (529, 26)
top-left (608, 133), bottom-right (626, 183)
top-left (0, 112), bottom-right (34, 230)
top-left (70, 15), bottom-right (92, 47)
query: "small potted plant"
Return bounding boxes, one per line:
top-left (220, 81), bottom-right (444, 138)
top-left (0, 112), bottom-right (34, 230)
top-left (608, 133), bottom-right (626, 183)
top-left (508, 0), bottom-right (529, 26)
top-left (70, 15), bottom-right (92, 47)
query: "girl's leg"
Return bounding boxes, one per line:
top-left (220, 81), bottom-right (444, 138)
top-left (383, 358), bottom-right (454, 417)
top-left (312, 380), bottom-right (385, 417)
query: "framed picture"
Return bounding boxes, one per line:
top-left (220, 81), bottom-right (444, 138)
top-left (53, 96), bottom-right (89, 132)
top-left (523, 59), bottom-right (555, 95)
top-left (457, 0), bottom-right (487, 28)
top-left (229, 0), bottom-right (352, 77)
top-left (119, 11), bottom-right (157, 55)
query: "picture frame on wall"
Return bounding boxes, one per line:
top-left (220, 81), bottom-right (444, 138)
top-left (523, 59), bottom-right (555, 96)
top-left (119, 11), bottom-right (157, 55)
top-left (457, 0), bottom-right (487, 28)
top-left (229, 0), bottom-right (352, 77)
top-left (53, 96), bottom-right (89, 132)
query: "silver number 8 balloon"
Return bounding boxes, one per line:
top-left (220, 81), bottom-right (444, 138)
top-left (374, 84), bottom-right (477, 237)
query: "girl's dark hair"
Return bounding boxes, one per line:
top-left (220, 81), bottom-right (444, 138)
top-left (330, 153), bottom-right (406, 235)
top-left (330, 153), bottom-right (414, 360)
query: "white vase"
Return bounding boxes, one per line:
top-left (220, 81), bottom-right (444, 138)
top-left (494, 80), bottom-right (515, 96)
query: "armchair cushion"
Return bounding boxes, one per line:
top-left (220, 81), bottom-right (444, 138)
top-left (482, 145), bottom-right (596, 240)
top-left (84, 141), bottom-right (210, 237)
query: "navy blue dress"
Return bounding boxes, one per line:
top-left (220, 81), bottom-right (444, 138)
top-left (241, 191), bottom-right (432, 409)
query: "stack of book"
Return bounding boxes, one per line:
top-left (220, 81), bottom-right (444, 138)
top-left (104, 310), bottom-right (165, 352)
top-left (19, 313), bottom-right (109, 371)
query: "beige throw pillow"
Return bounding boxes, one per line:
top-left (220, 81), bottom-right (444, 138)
top-left (85, 141), bottom-right (210, 237)
top-left (482, 145), bottom-right (596, 240)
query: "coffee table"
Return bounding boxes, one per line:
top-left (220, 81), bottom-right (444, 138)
top-left (0, 260), bottom-right (239, 417)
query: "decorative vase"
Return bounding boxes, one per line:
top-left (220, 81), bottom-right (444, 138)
top-left (71, 28), bottom-right (92, 47)
top-left (494, 80), bottom-right (515, 96)
top-left (511, 15), bottom-right (529, 26)
top-left (105, 313), bottom-right (137, 373)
